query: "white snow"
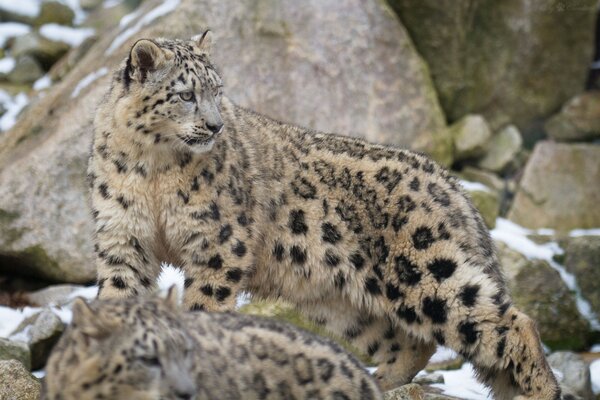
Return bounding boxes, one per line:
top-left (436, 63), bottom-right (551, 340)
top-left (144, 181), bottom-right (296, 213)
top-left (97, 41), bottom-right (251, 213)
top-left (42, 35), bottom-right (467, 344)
top-left (591, 344), bottom-right (600, 353)
top-left (236, 292), bottom-right (251, 309)
top-left (459, 180), bottom-right (491, 193)
top-left (591, 359), bottom-right (600, 395)
top-left (32, 370), bottom-right (45, 378)
top-left (569, 228), bottom-right (600, 237)
top-left (0, 0), bottom-right (40, 18)
top-left (432, 363), bottom-right (492, 400)
top-left (40, 23), bottom-right (95, 47)
top-left (156, 263), bottom-right (185, 303)
top-left (0, 92), bottom-right (29, 131)
top-left (106, 0), bottom-right (181, 55)
top-left (0, 56), bottom-right (15, 74)
top-left (104, 0), bottom-right (124, 8)
top-left (119, 7), bottom-right (143, 28)
top-left (429, 346), bottom-right (459, 363)
top-left (71, 66), bottom-right (108, 98)
top-left (492, 218), bottom-right (600, 330)
top-left (33, 75), bottom-right (52, 90)
top-left (0, 22), bottom-right (31, 47)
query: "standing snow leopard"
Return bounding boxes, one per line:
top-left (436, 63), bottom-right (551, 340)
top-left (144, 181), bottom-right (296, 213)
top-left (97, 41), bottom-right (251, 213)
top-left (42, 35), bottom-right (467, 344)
top-left (88, 32), bottom-right (561, 399)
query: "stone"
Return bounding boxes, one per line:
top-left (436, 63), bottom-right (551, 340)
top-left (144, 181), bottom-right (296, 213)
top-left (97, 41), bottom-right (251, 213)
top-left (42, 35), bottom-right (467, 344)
top-left (508, 141), bottom-right (600, 230)
top-left (413, 372), bottom-right (444, 385)
top-left (466, 187), bottom-right (499, 229)
top-left (496, 242), bottom-right (591, 350)
top-left (80, 0), bottom-right (104, 11)
top-left (458, 167), bottom-right (505, 192)
top-left (547, 352), bottom-right (593, 399)
top-left (27, 284), bottom-right (88, 307)
top-left (6, 55), bottom-right (44, 84)
top-left (0, 338), bottom-right (31, 370)
top-left (34, 1), bottom-right (75, 27)
top-left (0, 360), bottom-right (41, 400)
top-left (11, 32), bottom-right (70, 71)
top-left (477, 125), bottom-right (522, 172)
top-left (545, 91), bottom-right (600, 142)
top-left (0, 0), bottom-right (452, 284)
top-left (560, 236), bottom-right (600, 317)
top-left (10, 310), bottom-right (64, 370)
top-left (387, 0), bottom-right (597, 140)
top-left (384, 383), bottom-right (425, 400)
top-left (449, 114), bottom-right (491, 161)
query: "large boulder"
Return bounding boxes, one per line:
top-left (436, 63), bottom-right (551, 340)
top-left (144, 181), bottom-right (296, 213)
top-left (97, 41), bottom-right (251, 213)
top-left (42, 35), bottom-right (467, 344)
top-left (545, 91), bottom-right (600, 142)
top-left (0, 360), bottom-right (41, 400)
top-left (10, 310), bottom-right (65, 370)
top-left (388, 0), bottom-right (597, 140)
top-left (508, 142), bottom-right (600, 230)
top-left (496, 242), bottom-right (591, 350)
top-left (547, 352), bottom-right (594, 400)
top-left (0, 0), bottom-right (451, 283)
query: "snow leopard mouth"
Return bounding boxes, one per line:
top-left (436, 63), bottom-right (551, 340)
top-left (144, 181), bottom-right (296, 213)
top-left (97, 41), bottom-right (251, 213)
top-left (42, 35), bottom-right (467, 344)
top-left (177, 134), bottom-right (214, 146)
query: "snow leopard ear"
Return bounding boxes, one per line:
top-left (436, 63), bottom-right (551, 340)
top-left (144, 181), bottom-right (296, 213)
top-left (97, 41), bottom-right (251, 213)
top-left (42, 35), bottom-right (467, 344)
top-left (71, 298), bottom-right (115, 339)
top-left (128, 39), bottom-right (170, 83)
top-left (192, 30), bottom-right (213, 55)
top-left (164, 285), bottom-right (181, 310)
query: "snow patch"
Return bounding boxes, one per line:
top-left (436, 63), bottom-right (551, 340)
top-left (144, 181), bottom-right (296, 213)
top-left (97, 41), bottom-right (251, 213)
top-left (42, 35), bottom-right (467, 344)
top-left (459, 179), bottom-right (491, 193)
top-left (33, 75), bottom-right (52, 90)
top-left (0, 92), bottom-right (29, 131)
top-left (591, 344), bottom-right (600, 353)
top-left (106, 0), bottom-right (181, 55)
top-left (432, 363), bottom-right (492, 400)
top-left (157, 263), bottom-right (185, 303)
top-left (0, 22), bottom-right (31, 47)
top-left (0, 0), bottom-right (40, 18)
top-left (0, 56), bottom-right (15, 74)
top-left (591, 359), bottom-right (600, 395)
top-left (40, 24), bottom-right (95, 47)
top-left (104, 0), bottom-right (124, 8)
top-left (569, 228), bottom-right (600, 237)
top-left (236, 292), bottom-right (251, 309)
top-left (492, 218), bottom-right (600, 330)
top-left (32, 370), bottom-right (46, 378)
top-left (119, 7), bottom-right (143, 28)
top-left (429, 346), bottom-right (459, 363)
top-left (71, 67), bottom-right (108, 98)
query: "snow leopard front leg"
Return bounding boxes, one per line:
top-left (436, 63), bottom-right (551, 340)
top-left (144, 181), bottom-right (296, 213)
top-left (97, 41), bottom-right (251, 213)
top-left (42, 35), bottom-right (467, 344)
top-left (178, 202), bottom-right (252, 312)
top-left (91, 180), bottom-right (161, 299)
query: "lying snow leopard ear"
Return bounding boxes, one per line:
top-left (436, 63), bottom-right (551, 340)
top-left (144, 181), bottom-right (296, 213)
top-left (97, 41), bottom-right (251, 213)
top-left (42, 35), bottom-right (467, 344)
top-left (129, 39), bottom-right (170, 83)
top-left (71, 298), bottom-right (115, 339)
top-left (164, 285), bottom-right (181, 310)
top-left (192, 30), bottom-right (213, 55)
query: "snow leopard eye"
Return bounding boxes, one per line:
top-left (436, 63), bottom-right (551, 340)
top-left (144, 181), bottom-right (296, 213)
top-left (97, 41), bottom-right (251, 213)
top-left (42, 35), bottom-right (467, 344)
top-left (179, 91), bottom-right (194, 102)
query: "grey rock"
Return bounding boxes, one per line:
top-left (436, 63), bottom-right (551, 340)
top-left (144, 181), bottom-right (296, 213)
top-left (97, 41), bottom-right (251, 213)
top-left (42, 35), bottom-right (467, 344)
top-left (547, 352), bottom-right (593, 399)
top-left (11, 310), bottom-right (64, 370)
top-left (449, 114), bottom-right (492, 161)
top-left (0, 0), bottom-right (452, 284)
top-left (458, 167), bottom-right (505, 192)
top-left (388, 0), bottom-right (597, 139)
top-left (0, 360), bottom-right (41, 400)
top-left (11, 32), bottom-right (70, 71)
top-left (560, 236), bottom-right (600, 318)
top-left (465, 186), bottom-right (500, 229)
top-left (413, 372), bottom-right (444, 385)
top-left (0, 338), bottom-right (31, 370)
top-left (496, 242), bottom-right (591, 350)
top-left (545, 91), bottom-right (600, 142)
top-left (384, 383), bottom-right (425, 400)
top-left (477, 125), bottom-right (522, 172)
top-left (6, 55), bottom-right (44, 84)
top-left (80, 0), bottom-right (103, 11)
top-left (508, 142), bottom-right (600, 230)
top-left (34, 1), bottom-right (75, 26)
top-left (27, 284), bottom-right (87, 307)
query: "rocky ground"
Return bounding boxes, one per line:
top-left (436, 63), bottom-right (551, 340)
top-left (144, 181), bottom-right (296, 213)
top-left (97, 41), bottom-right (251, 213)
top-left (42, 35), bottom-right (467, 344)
top-left (0, 0), bottom-right (599, 399)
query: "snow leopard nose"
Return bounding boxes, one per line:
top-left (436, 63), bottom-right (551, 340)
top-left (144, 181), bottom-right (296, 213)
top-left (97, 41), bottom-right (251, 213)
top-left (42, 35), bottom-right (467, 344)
top-left (174, 390), bottom-right (195, 400)
top-left (205, 121), bottom-right (223, 134)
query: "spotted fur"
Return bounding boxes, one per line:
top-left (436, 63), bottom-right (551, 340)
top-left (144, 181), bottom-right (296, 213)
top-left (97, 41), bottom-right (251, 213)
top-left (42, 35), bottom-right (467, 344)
top-left (44, 290), bottom-right (381, 399)
top-left (89, 33), bottom-right (560, 399)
